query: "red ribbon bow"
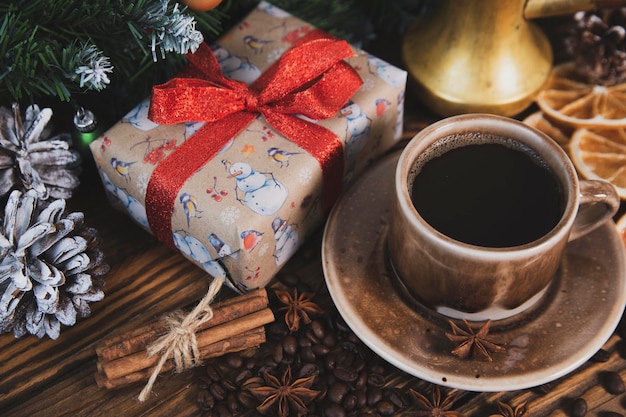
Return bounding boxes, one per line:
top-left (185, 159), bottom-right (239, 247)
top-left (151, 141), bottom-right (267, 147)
top-left (146, 37), bottom-right (363, 248)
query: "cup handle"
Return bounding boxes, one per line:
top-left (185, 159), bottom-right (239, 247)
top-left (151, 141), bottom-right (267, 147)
top-left (569, 179), bottom-right (621, 241)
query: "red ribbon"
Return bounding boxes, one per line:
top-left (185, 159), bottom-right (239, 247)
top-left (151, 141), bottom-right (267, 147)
top-left (146, 37), bottom-right (363, 248)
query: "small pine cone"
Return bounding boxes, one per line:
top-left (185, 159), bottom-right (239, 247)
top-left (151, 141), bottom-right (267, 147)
top-left (0, 103), bottom-right (82, 200)
top-left (564, 8), bottom-right (626, 85)
top-left (0, 190), bottom-right (109, 339)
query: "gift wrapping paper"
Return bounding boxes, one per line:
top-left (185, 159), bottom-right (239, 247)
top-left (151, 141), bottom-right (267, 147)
top-left (89, 1), bottom-right (407, 292)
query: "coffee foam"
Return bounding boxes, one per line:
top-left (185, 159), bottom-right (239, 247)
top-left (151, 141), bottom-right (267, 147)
top-left (408, 132), bottom-right (550, 187)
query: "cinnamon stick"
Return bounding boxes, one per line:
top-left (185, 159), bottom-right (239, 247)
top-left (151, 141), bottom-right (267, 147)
top-left (95, 326), bottom-right (266, 389)
top-left (98, 308), bottom-right (274, 381)
top-left (96, 288), bottom-right (269, 362)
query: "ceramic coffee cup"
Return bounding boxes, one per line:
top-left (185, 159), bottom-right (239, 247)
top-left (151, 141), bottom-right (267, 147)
top-left (388, 113), bottom-right (620, 321)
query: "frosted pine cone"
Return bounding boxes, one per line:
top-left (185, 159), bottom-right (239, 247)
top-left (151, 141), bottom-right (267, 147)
top-left (0, 103), bottom-right (81, 200)
top-left (0, 190), bottom-right (109, 339)
top-left (564, 8), bottom-right (626, 85)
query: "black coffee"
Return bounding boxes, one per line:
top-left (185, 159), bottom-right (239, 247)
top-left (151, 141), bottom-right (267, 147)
top-left (410, 135), bottom-right (564, 247)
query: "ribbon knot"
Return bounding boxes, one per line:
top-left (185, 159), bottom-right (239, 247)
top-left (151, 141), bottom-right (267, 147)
top-left (244, 92), bottom-right (260, 113)
top-left (146, 35), bottom-right (363, 249)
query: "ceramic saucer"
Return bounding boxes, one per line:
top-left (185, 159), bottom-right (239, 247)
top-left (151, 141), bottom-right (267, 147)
top-left (322, 151), bottom-right (626, 392)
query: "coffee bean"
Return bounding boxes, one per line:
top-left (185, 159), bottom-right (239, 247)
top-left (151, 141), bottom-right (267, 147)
top-left (328, 381), bottom-right (350, 403)
top-left (241, 376), bottom-right (264, 390)
top-left (312, 344), bottom-right (331, 357)
top-left (324, 402), bottom-right (346, 417)
top-left (377, 401), bottom-right (396, 416)
top-left (226, 392), bottom-right (240, 413)
top-left (258, 361), bottom-right (277, 374)
top-left (198, 374), bottom-right (212, 389)
top-left (602, 371), bottom-right (626, 394)
top-left (206, 364), bottom-right (223, 382)
top-left (388, 388), bottom-right (407, 408)
top-left (267, 321), bottom-right (288, 338)
top-left (323, 333), bottom-right (337, 347)
top-left (298, 336), bottom-right (312, 348)
top-left (367, 387), bottom-right (383, 406)
top-left (355, 388), bottom-right (367, 408)
top-left (234, 369), bottom-right (252, 385)
top-left (272, 342), bottom-right (284, 363)
top-left (244, 357), bottom-right (257, 370)
top-left (326, 352), bottom-right (338, 370)
top-left (570, 397), bottom-right (587, 417)
top-left (220, 378), bottom-right (237, 392)
top-left (342, 393), bottom-right (357, 411)
top-left (312, 320), bottom-right (326, 339)
top-left (336, 350), bottom-right (354, 369)
top-left (298, 362), bottom-right (320, 379)
top-left (225, 353), bottom-right (243, 369)
top-left (307, 328), bottom-right (322, 344)
top-left (334, 367), bottom-right (358, 382)
top-left (210, 383), bottom-right (226, 401)
top-left (283, 334), bottom-right (298, 356)
top-left (301, 346), bottom-right (317, 363)
top-left (370, 365), bottom-right (386, 374)
top-left (198, 389), bottom-right (215, 410)
top-left (336, 320), bottom-right (351, 333)
top-left (367, 372), bottom-right (385, 388)
top-left (355, 370), bottom-right (368, 389)
top-left (237, 391), bottom-right (257, 409)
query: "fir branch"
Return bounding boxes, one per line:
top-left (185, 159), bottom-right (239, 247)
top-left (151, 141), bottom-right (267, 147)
top-left (70, 43), bottom-right (114, 91)
top-left (0, 0), bottom-right (224, 106)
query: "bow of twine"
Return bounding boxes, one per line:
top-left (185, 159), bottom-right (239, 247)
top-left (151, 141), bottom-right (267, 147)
top-left (138, 275), bottom-right (225, 402)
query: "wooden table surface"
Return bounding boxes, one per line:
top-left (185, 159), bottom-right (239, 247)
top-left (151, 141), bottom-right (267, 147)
top-left (2, 30), bottom-right (626, 417)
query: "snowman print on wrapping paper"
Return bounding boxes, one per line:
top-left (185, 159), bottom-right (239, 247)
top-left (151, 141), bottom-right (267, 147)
top-left (121, 99), bottom-right (211, 146)
top-left (213, 46), bottom-right (262, 84)
top-left (367, 55), bottom-right (406, 89)
top-left (366, 54), bottom-right (407, 140)
top-left (172, 231), bottom-right (228, 279)
top-left (272, 216), bottom-right (298, 266)
top-left (122, 100), bottom-right (159, 131)
top-left (221, 159), bottom-right (287, 216)
top-left (99, 169), bottom-right (149, 229)
top-left (208, 232), bottom-right (237, 258)
top-left (258, 1), bottom-right (293, 18)
top-left (340, 100), bottom-right (372, 163)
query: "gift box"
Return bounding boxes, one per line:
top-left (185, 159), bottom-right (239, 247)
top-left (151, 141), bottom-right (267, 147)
top-left (89, 1), bottom-right (407, 292)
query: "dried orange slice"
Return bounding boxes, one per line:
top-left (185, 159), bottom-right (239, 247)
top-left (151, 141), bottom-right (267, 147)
top-left (536, 62), bottom-right (626, 128)
top-left (569, 127), bottom-right (626, 199)
top-left (522, 111), bottom-right (572, 150)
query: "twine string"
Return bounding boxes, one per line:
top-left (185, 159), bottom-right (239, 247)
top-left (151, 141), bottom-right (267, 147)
top-left (138, 275), bottom-right (225, 402)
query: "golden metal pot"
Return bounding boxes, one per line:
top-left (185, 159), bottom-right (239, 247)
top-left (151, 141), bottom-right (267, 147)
top-left (402, 0), bottom-right (626, 117)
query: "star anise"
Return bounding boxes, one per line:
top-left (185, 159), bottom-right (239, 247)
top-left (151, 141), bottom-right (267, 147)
top-left (493, 400), bottom-right (529, 417)
top-left (275, 288), bottom-right (324, 332)
top-left (409, 384), bottom-right (466, 417)
top-left (445, 319), bottom-right (505, 361)
top-left (249, 366), bottom-right (320, 417)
